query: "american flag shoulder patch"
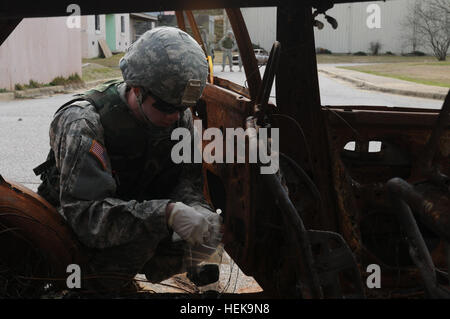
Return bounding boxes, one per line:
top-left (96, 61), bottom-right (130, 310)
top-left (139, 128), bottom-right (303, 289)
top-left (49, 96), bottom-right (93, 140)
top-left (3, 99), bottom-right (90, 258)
top-left (89, 139), bottom-right (108, 170)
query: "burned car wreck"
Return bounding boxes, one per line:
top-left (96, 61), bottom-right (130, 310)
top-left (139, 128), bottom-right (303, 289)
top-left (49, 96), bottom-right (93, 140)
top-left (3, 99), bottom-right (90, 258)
top-left (0, 0), bottom-right (449, 299)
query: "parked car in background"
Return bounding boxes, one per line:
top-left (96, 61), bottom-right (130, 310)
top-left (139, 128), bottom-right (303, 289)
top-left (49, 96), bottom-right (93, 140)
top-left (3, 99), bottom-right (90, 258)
top-left (254, 48), bottom-right (269, 65)
top-left (233, 48), bottom-right (269, 66)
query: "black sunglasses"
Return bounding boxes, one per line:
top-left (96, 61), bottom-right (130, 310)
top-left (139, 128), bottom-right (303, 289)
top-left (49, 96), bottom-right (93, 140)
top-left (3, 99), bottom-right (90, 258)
top-left (141, 88), bottom-right (188, 114)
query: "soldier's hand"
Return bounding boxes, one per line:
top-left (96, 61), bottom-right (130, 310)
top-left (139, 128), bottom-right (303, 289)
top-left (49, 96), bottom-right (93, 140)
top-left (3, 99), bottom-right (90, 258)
top-left (194, 206), bottom-right (223, 244)
top-left (167, 202), bottom-right (213, 246)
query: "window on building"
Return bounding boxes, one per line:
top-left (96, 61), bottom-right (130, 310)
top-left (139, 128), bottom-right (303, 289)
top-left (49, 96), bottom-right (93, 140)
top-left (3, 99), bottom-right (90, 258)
top-left (121, 16), bottom-right (125, 33)
top-left (95, 15), bottom-right (100, 31)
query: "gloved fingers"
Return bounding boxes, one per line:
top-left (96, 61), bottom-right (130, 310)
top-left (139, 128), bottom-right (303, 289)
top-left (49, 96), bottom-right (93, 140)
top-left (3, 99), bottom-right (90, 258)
top-left (203, 230), bottom-right (211, 243)
top-left (195, 206), bottom-right (215, 217)
top-left (206, 212), bottom-right (222, 225)
top-left (170, 202), bottom-right (224, 247)
top-left (187, 217), bottom-right (211, 246)
top-left (206, 214), bottom-right (223, 242)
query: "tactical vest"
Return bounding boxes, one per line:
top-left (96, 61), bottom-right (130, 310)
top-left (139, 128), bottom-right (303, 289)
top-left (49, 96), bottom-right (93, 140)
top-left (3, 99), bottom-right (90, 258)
top-left (35, 79), bottom-right (182, 205)
top-left (221, 37), bottom-right (234, 50)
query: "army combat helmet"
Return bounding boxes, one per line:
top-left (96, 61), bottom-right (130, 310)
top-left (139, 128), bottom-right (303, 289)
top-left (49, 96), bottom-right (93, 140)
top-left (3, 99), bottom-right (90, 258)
top-left (119, 26), bottom-right (208, 113)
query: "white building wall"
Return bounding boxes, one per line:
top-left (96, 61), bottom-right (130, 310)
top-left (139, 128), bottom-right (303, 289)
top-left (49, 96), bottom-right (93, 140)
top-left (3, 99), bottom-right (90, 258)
top-left (313, 0), bottom-right (430, 54)
top-left (115, 14), bottom-right (131, 52)
top-left (81, 15), bottom-right (106, 58)
top-left (0, 17), bottom-right (82, 90)
top-left (241, 7), bottom-right (277, 52)
top-left (241, 1), bottom-right (433, 55)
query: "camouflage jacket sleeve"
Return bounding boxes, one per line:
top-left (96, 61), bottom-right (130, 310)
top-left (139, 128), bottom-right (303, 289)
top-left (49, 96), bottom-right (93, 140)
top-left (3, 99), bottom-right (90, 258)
top-left (50, 102), bottom-right (171, 249)
top-left (169, 109), bottom-right (213, 212)
top-left (218, 36), bottom-right (226, 51)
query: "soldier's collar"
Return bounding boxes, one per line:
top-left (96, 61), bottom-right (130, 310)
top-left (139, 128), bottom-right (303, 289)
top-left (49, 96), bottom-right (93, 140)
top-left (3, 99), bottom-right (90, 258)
top-left (117, 82), bottom-right (129, 105)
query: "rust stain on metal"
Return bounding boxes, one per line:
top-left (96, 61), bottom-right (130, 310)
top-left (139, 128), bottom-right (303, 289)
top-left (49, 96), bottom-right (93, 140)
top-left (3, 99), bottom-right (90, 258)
top-left (0, 176), bottom-right (87, 289)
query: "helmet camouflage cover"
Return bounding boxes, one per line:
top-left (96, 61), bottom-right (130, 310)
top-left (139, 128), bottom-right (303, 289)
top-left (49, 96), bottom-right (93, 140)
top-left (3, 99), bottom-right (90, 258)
top-left (119, 26), bottom-right (208, 108)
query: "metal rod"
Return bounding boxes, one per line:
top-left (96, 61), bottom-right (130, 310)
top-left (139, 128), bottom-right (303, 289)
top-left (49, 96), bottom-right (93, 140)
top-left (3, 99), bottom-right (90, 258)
top-left (226, 8), bottom-right (261, 101)
top-left (175, 11), bottom-right (186, 32)
top-left (185, 10), bottom-right (207, 57)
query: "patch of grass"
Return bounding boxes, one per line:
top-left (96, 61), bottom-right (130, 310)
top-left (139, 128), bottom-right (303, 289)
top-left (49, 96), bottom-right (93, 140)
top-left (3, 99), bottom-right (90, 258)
top-left (68, 73), bottom-right (82, 82)
top-left (363, 71), bottom-right (449, 87)
top-left (339, 64), bottom-right (450, 88)
top-left (13, 74), bottom-right (84, 91)
top-left (0, 88), bottom-right (9, 93)
top-left (316, 53), bottom-right (445, 64)
top-left (49, 76), bottom-right (67, 86)
top-left (82, 65), bottom-right (122, 82)
top-left (49, 73), bottom-right (83, 86)
top-left (426, 61), bottom-right (450, 66)
top-left (14, 80), bottom-right (44, 90)
top-left (27, 79), bottom-right (42, 88)
top-left (82, 52), bottom-right (125, 68)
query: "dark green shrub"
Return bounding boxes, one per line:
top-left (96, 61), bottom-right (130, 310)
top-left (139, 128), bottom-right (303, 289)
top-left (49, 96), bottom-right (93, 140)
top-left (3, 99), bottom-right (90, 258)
top-left (316, 47), bottom-right (332, 54)
top-left (28, 79), bottom-right (41, 88)
top-left (369, 41), bottom-right (382, 55)
top-left (411, 50), bottom-right (425, 56)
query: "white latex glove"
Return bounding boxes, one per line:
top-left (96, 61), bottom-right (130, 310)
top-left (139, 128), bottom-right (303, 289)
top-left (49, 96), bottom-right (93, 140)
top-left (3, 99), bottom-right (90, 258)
top-left (168, 202), bottom-right (212, 246)
top-left (184, 206), bottom-right (224, 266)
top-left (194, 206), bottom-right (223, 245)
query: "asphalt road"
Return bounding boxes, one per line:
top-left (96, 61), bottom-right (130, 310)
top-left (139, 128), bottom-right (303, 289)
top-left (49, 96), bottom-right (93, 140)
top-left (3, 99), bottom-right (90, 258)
top-left (0, 65), bottom-right (443, 191)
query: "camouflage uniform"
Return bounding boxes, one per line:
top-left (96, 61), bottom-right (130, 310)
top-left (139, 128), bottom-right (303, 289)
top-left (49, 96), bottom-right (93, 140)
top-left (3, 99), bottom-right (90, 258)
top-left (219, 32), bottom-right (237, 71)
top-left (38, 80), bottom-right (211, 289)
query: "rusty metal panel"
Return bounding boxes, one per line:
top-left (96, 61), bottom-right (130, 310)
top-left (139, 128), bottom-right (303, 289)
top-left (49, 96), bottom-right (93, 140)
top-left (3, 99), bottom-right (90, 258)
top-left (276, 3), bottom-right (339, 232)
top-left (0, 175), bottom-right (87, 296)
top-left (175, 11), bottom-right (186, 31)
top-left (200, 84), bottom-right (310, 297)
top-left (213, 76), bottom-right (250, 99)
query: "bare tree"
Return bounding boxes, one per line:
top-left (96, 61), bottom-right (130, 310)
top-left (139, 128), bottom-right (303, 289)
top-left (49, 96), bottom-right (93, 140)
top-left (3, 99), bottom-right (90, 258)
top-left (431, 0), bottom-right (450, 14)
top-left (403, 0), bottom-right (450, 60)
top-left (402, 1), bottom-right (423, 52)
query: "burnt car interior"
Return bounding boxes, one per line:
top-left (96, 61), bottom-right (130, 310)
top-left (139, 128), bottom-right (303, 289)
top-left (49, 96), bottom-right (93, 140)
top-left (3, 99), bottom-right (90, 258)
top-left (0, 0), bottom-right (449, 299)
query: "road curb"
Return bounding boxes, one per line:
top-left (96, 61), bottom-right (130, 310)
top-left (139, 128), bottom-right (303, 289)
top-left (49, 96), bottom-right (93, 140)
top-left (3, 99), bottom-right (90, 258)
top-left (0, 77), bottom-right (121, 101)
top-left (318, 68), bottom-right (447, 101)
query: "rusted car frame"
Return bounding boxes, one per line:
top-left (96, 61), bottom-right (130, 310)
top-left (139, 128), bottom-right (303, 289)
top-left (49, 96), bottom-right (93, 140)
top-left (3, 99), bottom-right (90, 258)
top-left (1, 0), bottom-right (449, 298)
